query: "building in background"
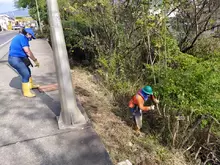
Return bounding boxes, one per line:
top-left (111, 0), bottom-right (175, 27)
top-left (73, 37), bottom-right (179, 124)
top-left (0, 15), bottom-right (9, 31)
top-left (0, 15), bottom-right (15, 31)
top-left (8, 17), bottom-right (15, 30)
top-left (0, 9), bottom-right (38, 31)
top-left (13, 17), bottom-right (38, 30)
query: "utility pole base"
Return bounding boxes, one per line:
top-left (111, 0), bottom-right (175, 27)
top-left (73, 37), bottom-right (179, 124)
top-left (56, 116), bottom-right (89, 130)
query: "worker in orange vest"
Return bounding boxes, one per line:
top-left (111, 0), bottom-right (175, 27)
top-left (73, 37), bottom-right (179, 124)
top-left (129, 85), bottom-right (159, 132)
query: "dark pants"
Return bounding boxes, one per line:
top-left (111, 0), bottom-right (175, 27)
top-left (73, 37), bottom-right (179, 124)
top-left (130, 106), bottom-right (143, 128)
top-left (8, 56), bottom-right (31, 83)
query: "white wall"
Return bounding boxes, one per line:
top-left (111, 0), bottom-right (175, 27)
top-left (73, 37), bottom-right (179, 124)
top-left (0, 15), bottom-right (9, 31)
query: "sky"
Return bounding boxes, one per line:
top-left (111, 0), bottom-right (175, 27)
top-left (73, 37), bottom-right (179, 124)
top-left (0, 0), bottom-right (16, 13)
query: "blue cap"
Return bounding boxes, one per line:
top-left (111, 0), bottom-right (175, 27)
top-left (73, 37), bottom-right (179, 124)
top-left (25, 28), bottom-right (36, 39)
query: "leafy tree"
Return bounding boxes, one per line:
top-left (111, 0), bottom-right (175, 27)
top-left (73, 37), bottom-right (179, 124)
top-left (168, 0), bottom-right (220, 52)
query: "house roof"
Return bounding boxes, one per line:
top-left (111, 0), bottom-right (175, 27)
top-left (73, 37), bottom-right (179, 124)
top-left (0, 14), bottom-right (9, 18)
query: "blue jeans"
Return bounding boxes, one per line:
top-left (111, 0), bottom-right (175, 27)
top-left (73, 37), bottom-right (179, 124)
top-left (8, 56), bottom-right (31, 83)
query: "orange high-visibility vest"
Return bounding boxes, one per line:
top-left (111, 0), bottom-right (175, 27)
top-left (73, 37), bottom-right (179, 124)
top-left (129, 89), bottom-right (154, 108)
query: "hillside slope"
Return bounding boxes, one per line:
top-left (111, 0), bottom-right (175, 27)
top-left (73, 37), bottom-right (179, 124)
top-left (71, 68), bottom-right (192, 165)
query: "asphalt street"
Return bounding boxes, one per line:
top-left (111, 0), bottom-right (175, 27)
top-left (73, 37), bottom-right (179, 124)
top-left (0, 31), bottom-right (17, 46)
top-left (0, 31), bottom-right (18, 60)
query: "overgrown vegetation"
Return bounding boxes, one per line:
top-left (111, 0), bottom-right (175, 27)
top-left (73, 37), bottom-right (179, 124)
top-left (16, 0), bottom-right (220, 164)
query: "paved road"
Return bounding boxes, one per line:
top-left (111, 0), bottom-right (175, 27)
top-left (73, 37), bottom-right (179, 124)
top-left (0, 31), bottom-right (18, 60)
top-left (0, 31), bottom-right (18, 46)
top-left (0, 41), bottom-right (10, 60)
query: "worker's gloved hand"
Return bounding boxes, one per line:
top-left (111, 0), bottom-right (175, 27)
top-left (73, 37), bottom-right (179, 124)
top-left (154, 99), bottom-right (159, 104)
top-left (150, 105), bottom-right (155, 110)
top-left (33, 59), bottom-right (40, 67)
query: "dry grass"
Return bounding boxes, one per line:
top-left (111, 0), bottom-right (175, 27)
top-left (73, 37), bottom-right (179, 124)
top-left (71, 68), bottom-right (192, 165)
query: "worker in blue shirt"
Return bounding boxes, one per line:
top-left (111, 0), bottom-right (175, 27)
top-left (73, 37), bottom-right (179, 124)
top-left (8, 28), bottom-right (40, 97)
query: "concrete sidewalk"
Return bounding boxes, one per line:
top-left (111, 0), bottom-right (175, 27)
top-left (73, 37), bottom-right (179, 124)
top-left (0, 39), bottom-right (112, 165)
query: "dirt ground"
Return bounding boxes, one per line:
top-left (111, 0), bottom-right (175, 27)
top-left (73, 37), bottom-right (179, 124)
top-left (71, 68), bottom-right (191, 165)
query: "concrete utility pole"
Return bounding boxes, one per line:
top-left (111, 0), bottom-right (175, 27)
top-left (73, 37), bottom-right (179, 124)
top-left (35, 0), bottom-right (42, 33)
top-left (46, 0), bottom-right (86, 128)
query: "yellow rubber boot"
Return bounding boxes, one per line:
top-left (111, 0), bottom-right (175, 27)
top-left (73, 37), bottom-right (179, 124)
top-left (22, 83), bottom-right (36, 97)
top-left (29, 77), bottom-right (40, 89)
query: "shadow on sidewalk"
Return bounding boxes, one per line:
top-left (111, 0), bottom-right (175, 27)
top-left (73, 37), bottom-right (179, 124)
top-left (9, 75), bottom-right (61, 116)
top-left (8, 74), bottom-right (89, 124)
top-left (36, 90), bottom-right (61, 116)
top-left (9, 73), bottom-right (57, 90)
top-left (9, 76), bottom-right (21, 89)
top-left (32, 73), bottom-right (61, 116)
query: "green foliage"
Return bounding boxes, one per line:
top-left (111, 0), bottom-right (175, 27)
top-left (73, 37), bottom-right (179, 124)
top-left (189, 37), bottom-right (220, 60)
top-left (16, 0), bottom-right (220, 162)
top-left (67, 2), bottom-right (220, 160)
top-left (15, 17), bottom-right (23, 19)
top-left (156, 53), bottom-right (220, 117)
top-left (168, 0), bottom-right (220, 52)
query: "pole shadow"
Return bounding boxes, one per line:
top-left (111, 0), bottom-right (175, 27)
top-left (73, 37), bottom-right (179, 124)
top-left (35, 90), bottom-right (61, 116)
